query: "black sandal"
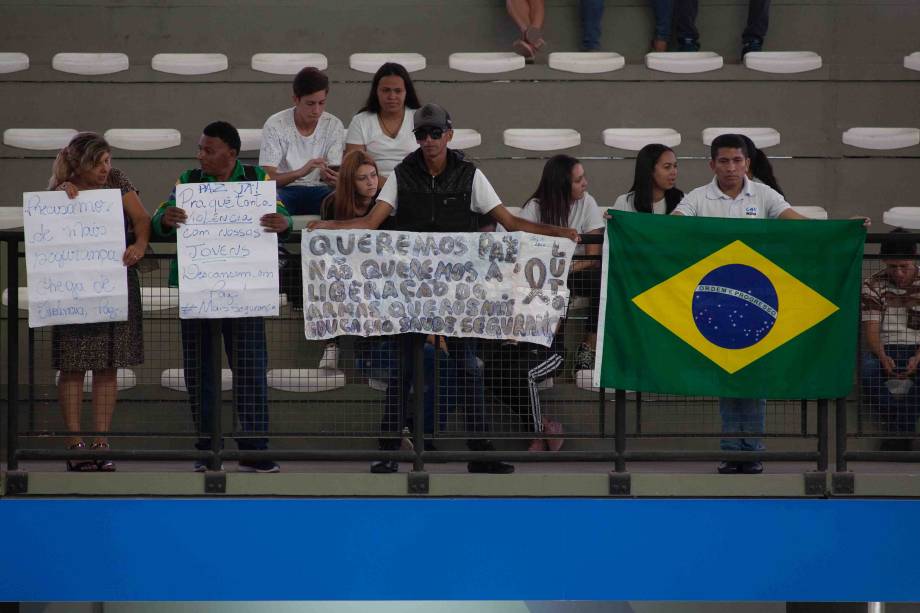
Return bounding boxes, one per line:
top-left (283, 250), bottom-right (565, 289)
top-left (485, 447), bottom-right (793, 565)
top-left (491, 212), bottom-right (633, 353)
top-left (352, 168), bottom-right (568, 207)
top-left (66, 441), bottom-right (97, 472)
top-left (91, 442), bottom-right (116, 472)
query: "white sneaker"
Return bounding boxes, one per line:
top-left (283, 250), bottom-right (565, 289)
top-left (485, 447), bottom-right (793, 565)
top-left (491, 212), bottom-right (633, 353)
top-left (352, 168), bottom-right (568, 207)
top-left (318, 342), bottom-right (339, 369)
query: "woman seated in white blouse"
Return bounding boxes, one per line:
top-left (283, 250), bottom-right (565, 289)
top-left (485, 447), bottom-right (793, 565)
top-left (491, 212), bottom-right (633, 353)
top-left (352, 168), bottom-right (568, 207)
top-left (344, 63), bottom-right (422, 185)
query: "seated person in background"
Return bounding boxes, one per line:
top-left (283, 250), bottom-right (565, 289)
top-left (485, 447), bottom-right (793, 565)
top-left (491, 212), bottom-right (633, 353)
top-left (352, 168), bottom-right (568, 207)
top-left (579, 0), bottom-right (604, 51)
top-left (152, 121), bottom-right (292, 473)
top-left (649, 0), bottom-right (675, 52)
top-left (861, 230), bottom-right (920, 451)
top-left (259, 67), bottom-right (343, 215)
top-left (344, 63), bottom-right (421, 184)
top-left (309, 103), bottom-right (578, 474)
top-left (506, 0), bottom-right (546, 61)
top-left (739, 134), bottom-right (784, 196)
top-left (613, 143), bottom-right (683, 214)
top-left (674, 0), bottom-right (770, 56)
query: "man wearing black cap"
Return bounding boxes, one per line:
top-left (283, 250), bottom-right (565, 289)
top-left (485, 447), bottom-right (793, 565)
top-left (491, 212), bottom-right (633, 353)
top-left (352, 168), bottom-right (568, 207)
top-left (310, 103), bottom-right (578, 474)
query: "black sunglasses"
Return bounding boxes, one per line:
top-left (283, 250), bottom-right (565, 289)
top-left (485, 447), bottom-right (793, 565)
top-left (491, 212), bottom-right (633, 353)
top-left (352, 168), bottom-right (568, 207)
top-left (413, 127), bottom-right (446, 141)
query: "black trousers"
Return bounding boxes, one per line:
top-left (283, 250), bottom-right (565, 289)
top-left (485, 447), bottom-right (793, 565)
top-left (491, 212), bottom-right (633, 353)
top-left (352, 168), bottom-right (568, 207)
top-left (674, 0), bottom-right (771, 42)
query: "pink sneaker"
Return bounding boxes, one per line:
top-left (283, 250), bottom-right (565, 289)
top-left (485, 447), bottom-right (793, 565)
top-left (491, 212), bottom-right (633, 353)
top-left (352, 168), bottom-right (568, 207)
top-left (544, 419), bottom-right (565, 452)
top-left (528, 438), bottom-right (547, 452)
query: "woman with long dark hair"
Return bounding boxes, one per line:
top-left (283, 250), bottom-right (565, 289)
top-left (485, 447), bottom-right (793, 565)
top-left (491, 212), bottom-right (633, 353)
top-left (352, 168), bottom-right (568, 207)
top-left (739, 134), bottom-right (784, 196)
top-left (344, 62), bottom-right (422, 182)
top-left (613, 143), bottom-right (683, 214)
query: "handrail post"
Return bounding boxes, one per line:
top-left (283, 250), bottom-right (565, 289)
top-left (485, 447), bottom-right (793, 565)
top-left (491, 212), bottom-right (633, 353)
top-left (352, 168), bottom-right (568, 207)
top-left (614, 388), bottom-right (626, 473)
top-left (6, 236), bottom-right (20, 470)
top-left (817, 399), bottom-right (828, 472)
top-left (836, 397), bottom-right (848, 473)
top-left (207, 320), bottom-right (222, 471)
top-left (412, 333), bottom-right (425, 472)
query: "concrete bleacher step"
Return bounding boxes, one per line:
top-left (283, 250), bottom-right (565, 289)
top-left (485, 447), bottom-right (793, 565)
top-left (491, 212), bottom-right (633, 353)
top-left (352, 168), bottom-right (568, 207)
top-left (238, 129), bottom-right (263, 151)
top-left (448, 53), bottom-right (524, 74)
top-left (251, 53), bottom-right (327, 74)
top-left (645, 51), bottom-right (723, 74)
top-left (549, 52), bottom-right (624, 74)
top-left (0, 52), bottom-right (28, 73)
top-left (349, 53), bottom-right (425, 74)
top-left (791, 206), bottom-right (828, 220)
top-left (905, 52), bottom-right (920, 72)
top-left (56, 368), bottom-right (137, 392)
top-left (842, 127), bottom-right (920, 150)
top-left (0, 207), bottom-right (23, 230)
top-left (882, 207), bottom-right (920, 229)
top-left (702, 127), bottom-right (780, 149)
top-left (161, 368), bottom-right (232, 392)
top-left (743, 51), bottom-right (822, 74)
top-left (104, 129), bottom-right (181, 151)
top-left (3, 128), bottom-right (77, 150)
top-left (503, 129), bottom-right (581, 151)
top-left (451, 128), bottom-right (481, 150)
top-left (52, 53), bottom-right (129, 75)
top-left (151, 53), bottom-right (228, 75)
top-left (603, 128), bottom-right (681, 150)
top-left (267, 368), bottom-right (346, 392)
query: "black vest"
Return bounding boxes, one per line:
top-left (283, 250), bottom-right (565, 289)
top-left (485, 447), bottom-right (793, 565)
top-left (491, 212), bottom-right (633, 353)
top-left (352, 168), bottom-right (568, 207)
top-left (393, 149), bottom-right (478, 232)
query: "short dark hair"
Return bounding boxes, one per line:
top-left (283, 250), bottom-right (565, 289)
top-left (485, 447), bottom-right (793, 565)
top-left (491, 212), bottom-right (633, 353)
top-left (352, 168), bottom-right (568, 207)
top-left (710, 133), bottom-right (749, 160)
top-left (293, 67), bottom-right (329, 98)
top-left (202, 121), bottom-right (240, 154)
top-left (881, 228), bottom-right (918, 259)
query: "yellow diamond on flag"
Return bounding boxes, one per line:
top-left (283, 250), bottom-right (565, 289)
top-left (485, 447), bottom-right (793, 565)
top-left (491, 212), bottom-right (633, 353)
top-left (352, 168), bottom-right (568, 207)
top-left (632, 240), bottom-right (839, 374)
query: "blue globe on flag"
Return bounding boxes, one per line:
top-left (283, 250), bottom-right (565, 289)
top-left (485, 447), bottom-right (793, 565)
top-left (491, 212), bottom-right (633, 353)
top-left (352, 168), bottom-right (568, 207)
top-left (692, 264), bottom-right (779, 350)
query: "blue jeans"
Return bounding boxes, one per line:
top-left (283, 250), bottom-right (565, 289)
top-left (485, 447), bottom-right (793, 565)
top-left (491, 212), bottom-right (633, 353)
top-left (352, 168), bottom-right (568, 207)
top-left (368, 334), bottom-right (485, 450)
top-left (579, 0), bottom-right (605, 51)
top-left (719, 397), bottom-right (765, 451)
top-left (650, 0), bottom-right (675, 41)
top-left (181, 318), bottom-right (269, 451)
top-left (861, 345), bottom-right (920, 434)
top-left (277, 185), bottom-right (332, 216)
top-left (674, 0), bottom-right (770, 43)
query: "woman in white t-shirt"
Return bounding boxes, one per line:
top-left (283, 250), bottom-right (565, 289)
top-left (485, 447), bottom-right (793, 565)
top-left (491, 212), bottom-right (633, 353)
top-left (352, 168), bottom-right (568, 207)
top-left (486, 155), bottom-right (605, 452)
top-left (612, 143), bottom-right (683, 214)
top-left (344, 63), bottom-right (421, 181)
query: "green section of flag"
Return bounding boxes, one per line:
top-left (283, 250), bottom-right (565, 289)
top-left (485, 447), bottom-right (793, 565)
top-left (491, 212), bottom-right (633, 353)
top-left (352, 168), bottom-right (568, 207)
top-left (596, 211), bottom-right (865, 398)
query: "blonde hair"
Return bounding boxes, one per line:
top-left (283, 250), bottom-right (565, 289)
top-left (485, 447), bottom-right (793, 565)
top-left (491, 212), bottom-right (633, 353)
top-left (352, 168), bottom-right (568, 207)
top-left (48, 132), bottom-right (111, 189)
top-left (332, 150), bottom-right (379, 221)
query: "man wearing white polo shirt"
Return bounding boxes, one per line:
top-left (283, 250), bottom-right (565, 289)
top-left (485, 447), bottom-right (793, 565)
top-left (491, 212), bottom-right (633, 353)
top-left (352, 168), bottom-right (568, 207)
top-left (673, 133), bottom-right (809, 475)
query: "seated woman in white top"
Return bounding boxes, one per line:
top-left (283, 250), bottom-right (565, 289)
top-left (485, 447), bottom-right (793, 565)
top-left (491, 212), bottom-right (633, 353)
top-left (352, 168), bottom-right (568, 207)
top-left (344, 63), bottom-right (421, 183)
top-left (612, 143), bottom-right (683, 215)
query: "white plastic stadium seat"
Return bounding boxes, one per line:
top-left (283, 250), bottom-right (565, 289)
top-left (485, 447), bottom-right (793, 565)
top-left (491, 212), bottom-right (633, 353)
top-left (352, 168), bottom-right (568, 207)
top-left (3, 128), bottom-right (78, 150)
top-left (791, 206), bottom-right (828, 220)
top-left (449, 52), bottom-right (524, 73)
top-left (842, 128), bottom-right (920, 150)
top-left (349, 53), bottom-right (426, 74)
top-left (702, 127), bottom-right (780, 149)
top-left (451, 129), bottom-right (482, 150)
top-left (503, 129), bottom-right (581, 151)
top-left (883, 208), bottom-right (920, 229)
top-left (603, 128), bottom-right (681, 151)
top-left (0, 207), bottom-right (23, 229)
top-left (0, 52), bottom-right (29, 73)
top-left (1, 287), bottom-right (29, 309)
top-left (267, 368), bottom-right (346, 392)
top-left (151, 53), bottom-right (228, 75)
top-left (251, 53), bottom-right (328, 74)
top-left (141, 287), bottom-right (178, 312)
top-left (645, 51), bottom-right (723, 73)
top-left (52, 53), bottom-right (129, 75)
top-left (57, 368), bottom-right (137, 392)
top-left (549, 52), bottom-right (624, 74)
top-left (238, 129), bottom-right (263, 151)
top-left (904, 52), bottom-right (920, 72)
top-left (104, 129), bottom-right (181, 151)
top-left (744, 51), bottom-right (822, 74)
top-left (161, 368), bottom-right (233, 392)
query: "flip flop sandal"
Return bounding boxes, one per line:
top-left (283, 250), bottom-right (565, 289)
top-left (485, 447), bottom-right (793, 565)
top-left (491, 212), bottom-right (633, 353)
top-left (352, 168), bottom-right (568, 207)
top-left (524, 27), bottom-right (546, 50)
top-left (513, 39), bottom-right (536, 61)
top-left (91, 442), bottom-right (116, 472)
top-left (66, 441), bottom-right (98, 472)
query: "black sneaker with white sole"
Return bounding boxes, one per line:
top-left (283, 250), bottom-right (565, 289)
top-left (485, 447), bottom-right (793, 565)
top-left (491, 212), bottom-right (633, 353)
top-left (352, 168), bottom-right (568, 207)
top-left (238, 460), bottom-right (280, 473)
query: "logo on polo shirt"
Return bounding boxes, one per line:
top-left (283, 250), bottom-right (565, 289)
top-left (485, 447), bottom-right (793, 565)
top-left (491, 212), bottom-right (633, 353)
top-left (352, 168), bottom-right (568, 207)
top-left (744, 206), bottom-right (759, 217)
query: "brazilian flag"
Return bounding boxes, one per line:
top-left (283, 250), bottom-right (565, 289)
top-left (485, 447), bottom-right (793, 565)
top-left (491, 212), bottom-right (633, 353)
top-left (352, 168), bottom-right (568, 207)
top-left (594, 211), bottom-right (865, 398)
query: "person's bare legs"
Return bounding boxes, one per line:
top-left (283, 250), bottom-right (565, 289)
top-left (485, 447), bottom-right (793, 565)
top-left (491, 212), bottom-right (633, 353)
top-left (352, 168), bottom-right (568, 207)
top-left (91, 368), bottom-right (117, 446)
top-left (506, 0), bottom-right (531, 32)
top-left (59, 370), bottom-right (85, 447)
top-left (526, 0), bottom-right (546, 48)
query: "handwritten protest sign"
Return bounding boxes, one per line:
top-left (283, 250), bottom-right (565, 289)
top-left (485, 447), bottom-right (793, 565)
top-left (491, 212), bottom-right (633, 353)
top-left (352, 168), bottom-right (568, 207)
top-left (22, 189), bottom-right (128, 328)
top-left (176, 181), bottom-right (279, 319)
top-left (302, 230), bottom-right (575, 347)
